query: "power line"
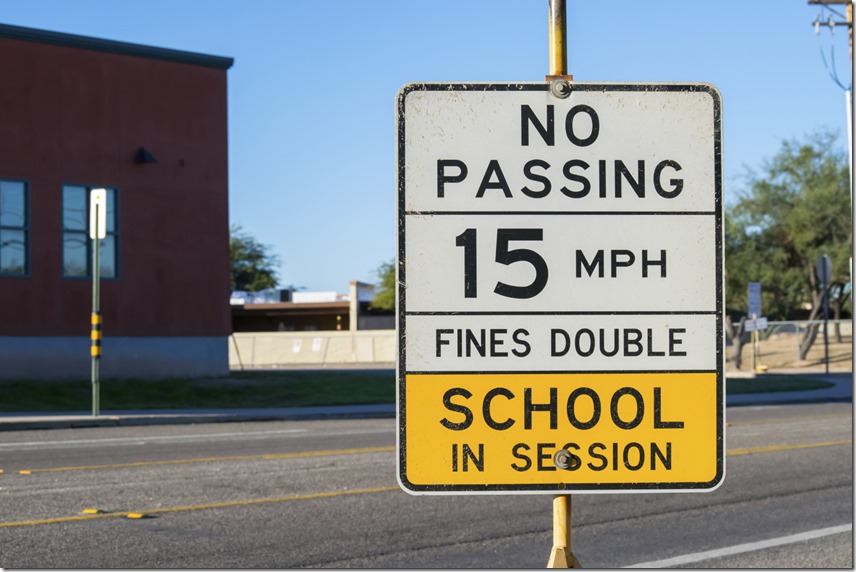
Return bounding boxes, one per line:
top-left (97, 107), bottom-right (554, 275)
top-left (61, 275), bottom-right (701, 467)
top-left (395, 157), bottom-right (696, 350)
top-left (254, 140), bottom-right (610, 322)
top-left (809, 0), bottom-right (853, 88)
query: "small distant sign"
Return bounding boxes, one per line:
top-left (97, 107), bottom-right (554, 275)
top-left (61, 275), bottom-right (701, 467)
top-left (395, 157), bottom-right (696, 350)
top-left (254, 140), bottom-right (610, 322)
top-left (292, 291), bottom-right (342, 303)
top-left (816, 255), bottom-right (832, 285)
top-left (747, 282), bottom-right (761, 318)
top-left (89, 189), bottom-right (108, 240)
top-left (745, 317), bottom-right (768, 332)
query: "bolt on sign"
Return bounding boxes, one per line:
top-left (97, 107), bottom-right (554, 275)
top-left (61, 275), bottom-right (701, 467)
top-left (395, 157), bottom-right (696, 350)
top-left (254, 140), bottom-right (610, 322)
top-left (396, 82), bottom-right (724, 494)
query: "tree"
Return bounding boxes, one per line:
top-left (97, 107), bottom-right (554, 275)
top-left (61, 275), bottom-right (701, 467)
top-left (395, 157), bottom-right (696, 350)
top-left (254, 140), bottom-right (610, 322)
top-left (370, 259), bottom-right (396, 311)
top-left (230, 224), bottom-right (280, 292)
top-left (725, 130), bottom-right (851, 360)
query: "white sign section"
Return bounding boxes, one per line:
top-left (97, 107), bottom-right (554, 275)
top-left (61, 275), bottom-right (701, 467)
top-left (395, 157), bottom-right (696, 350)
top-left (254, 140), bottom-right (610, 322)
top-left (745, 317), bottom-right (768, 332)
top-left (89, 188), bottom-right (108, 240)
top-left (406, 313), bottom-right (718, 372)
top-left (405, 214), bottom-right (716, 313)
top-left (397, 83), bottom-right (724, 494)
top-left (403, 86), bottom-right (717, 214)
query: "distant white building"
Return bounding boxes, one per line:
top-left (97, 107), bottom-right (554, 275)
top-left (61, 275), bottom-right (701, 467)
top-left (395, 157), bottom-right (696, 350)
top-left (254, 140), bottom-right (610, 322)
top-left (231, 281), bottom-right (393, 332)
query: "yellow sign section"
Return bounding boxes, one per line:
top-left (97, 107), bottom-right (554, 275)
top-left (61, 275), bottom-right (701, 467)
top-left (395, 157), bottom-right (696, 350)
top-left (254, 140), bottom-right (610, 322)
top-left (401, 372), bottom-right (721, 492)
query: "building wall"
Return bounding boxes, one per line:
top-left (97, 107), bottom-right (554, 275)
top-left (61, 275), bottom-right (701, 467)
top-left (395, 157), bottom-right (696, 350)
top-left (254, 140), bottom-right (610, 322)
top-left (0, 336), bottom-right (228, 380)
top-left (232, 304), bottom-right (351, 332)
top-left (0, 27), bottom-right (232, 378)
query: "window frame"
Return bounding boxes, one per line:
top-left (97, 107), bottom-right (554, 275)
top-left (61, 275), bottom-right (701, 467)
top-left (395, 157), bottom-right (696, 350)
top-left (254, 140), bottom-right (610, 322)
top-left (62, 184), bottom-right (120, 280)
top-left (0, 178), bottom-right (30, 278)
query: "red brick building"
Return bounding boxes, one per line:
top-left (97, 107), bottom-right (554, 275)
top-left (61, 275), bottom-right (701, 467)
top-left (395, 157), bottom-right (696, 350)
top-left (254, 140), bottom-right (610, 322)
top-left (0, 24), bottom-right (233, 379)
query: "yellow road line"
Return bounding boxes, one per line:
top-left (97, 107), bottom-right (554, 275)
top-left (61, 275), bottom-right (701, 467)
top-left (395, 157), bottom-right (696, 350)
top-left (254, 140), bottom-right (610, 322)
top-left (0, 512), bottom-right (119, 528)
top-left (726, 413), bottom-right (852, 428)
top-left (0, 487), bottom-right (398, 528)
top-left (727, 439), bottom-right (852, 456)
top-left (11, 445), bottom-right (395, 474)
top-left (1, 440), bottom-right (851, 529)
top-left (141, 486), bottom-right (398, 516)
top-left (7, 438), bottom-right (852, 475)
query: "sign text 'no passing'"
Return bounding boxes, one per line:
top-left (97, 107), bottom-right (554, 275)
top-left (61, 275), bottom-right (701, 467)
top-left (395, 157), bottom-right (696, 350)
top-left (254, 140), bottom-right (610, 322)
top-left (397, 83), bottom-right (724, 494)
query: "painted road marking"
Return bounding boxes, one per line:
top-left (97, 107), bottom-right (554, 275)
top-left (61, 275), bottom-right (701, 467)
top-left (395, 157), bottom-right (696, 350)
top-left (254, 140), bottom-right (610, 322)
top-left (0, 429), bottom-right (311, 450)
top-left (0, 487), bottom-right (398, 528)
top-left (626, 523), bottom-right (852, 568)
top-left (0, 438), bottom-right (850, 528)
top-left (726, 412), bottom-right (851, 428)
top-left (7, 445), bottom-right (395, 474)
top-left (3, 439), bottom-right (850, 476)
top-left (728, 440), bottom-right (852, 456)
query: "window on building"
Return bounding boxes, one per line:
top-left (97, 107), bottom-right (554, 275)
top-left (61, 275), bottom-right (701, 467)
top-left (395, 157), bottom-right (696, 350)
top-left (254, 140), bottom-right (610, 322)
top-left (62, 185), bottom-right (118, 278)
top-left (0, 180), bottom-right (28, 276)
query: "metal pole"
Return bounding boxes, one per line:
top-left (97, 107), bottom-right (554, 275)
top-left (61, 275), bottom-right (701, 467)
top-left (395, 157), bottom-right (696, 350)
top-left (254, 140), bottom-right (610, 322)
top-left (751, 313), bottom-right (757, 373)
top-left (848, 2), bottom-right (853, 66)
top-left (547, 0), bottom-right (570, 79)
top-left (91, 216), bottom-right (102, 417)
top-left (848, 89), bottom-right (853, 290)
top-left (546, 5), bottom-right (578, 567)
top-left (823, 273), bottom-right (830, 376)
top-left (847, 90), bottom-right (853, 193)
top-left (547, 495), bottom-right (581, 568)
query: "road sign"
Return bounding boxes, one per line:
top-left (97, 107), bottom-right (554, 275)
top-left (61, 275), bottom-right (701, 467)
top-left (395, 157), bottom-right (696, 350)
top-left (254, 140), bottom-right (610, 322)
top-left (748, 282), bottom-right (761, 318)
top-left (816, 255), bottom-right (832, 285)
top-left (396, 82), bottom-right (723, 494)
top-left (744, 317), bottom-right (768, 332)
top-left (89, 188), bottom-right (107, 240)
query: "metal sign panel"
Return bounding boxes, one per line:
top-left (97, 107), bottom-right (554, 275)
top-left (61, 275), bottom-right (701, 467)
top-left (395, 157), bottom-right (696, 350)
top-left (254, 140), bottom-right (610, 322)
top-left (396, 83), bottom-right (724, 494)
top-left (89, 188), bottom-right (108, 240)
top-left (748, 282), bottom-right (761, 318)
top-left (816, 255), bottom-right (832, 285)
top-left (745, 317), bottom-right (768, 332)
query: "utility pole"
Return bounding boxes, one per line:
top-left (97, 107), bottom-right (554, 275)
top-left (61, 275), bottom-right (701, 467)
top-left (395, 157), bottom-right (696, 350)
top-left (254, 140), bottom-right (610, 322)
top-left (809, 0), bottom-right (853, 309)
top-left (809, 0), bottom-right (853, 65)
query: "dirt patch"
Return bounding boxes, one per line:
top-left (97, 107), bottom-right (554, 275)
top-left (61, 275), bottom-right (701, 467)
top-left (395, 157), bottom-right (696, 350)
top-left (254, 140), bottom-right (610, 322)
top-left (727, 332), bottom-right (852, 373)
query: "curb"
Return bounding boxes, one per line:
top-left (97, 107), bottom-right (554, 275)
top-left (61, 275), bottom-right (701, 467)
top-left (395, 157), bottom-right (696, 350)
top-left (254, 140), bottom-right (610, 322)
top-left (725, 395), bottom-right (852, 408)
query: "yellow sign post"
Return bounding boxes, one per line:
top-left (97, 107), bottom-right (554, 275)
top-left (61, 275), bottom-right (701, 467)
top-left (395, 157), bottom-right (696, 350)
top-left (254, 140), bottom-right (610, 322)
top-left (396, 1), bottom-right (723, 567)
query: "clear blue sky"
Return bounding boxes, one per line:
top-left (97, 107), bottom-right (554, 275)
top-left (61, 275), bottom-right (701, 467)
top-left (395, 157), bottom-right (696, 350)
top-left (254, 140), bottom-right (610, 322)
top-left (4, 1), bottom-right (852, 292)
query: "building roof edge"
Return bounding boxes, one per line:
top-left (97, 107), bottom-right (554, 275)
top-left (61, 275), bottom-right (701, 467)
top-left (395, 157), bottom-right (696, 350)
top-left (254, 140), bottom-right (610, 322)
top-left (0, 22), bottom-right (234, 70)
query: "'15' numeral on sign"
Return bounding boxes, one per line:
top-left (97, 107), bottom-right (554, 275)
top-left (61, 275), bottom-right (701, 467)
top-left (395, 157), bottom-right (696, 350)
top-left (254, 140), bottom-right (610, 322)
top-left (455, 228), bottom-right (549, 299)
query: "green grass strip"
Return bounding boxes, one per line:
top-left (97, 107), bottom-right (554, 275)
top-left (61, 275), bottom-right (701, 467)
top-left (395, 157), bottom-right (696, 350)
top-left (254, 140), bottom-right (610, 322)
top-left (0, 371), bottom-right (395, 412)
top-left (726, 376), bottom-right (835, 395)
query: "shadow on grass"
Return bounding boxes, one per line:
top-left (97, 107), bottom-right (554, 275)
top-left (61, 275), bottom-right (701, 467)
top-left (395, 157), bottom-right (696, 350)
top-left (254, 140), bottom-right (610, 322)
top-left (0, 370), bottom-right (395, 413)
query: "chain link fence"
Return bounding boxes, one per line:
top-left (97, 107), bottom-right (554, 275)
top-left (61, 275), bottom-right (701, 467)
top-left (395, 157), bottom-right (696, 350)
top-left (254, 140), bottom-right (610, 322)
top-left (726, 319), bottom-right (852, 372)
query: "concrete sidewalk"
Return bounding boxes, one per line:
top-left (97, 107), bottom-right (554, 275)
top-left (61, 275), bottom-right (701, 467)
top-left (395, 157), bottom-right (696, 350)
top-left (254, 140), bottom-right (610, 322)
top-left (0, 371), bottom-right (850, 432)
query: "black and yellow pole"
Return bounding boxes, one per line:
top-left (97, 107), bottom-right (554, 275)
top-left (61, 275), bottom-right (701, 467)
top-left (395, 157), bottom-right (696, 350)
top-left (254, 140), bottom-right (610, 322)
top-left (91, 228), bottom-right (102, 416)
top-left (546, 1), bottom-right (580, 568)
top-left (91, 311), bottom-right (102, 416)
top-left (89, 189), bottom-right (107, 417)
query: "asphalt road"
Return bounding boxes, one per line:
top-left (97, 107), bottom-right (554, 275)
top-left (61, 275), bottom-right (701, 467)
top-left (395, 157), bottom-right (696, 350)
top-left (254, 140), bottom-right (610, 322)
top-left (0, 402), bottom-right (851, 568)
